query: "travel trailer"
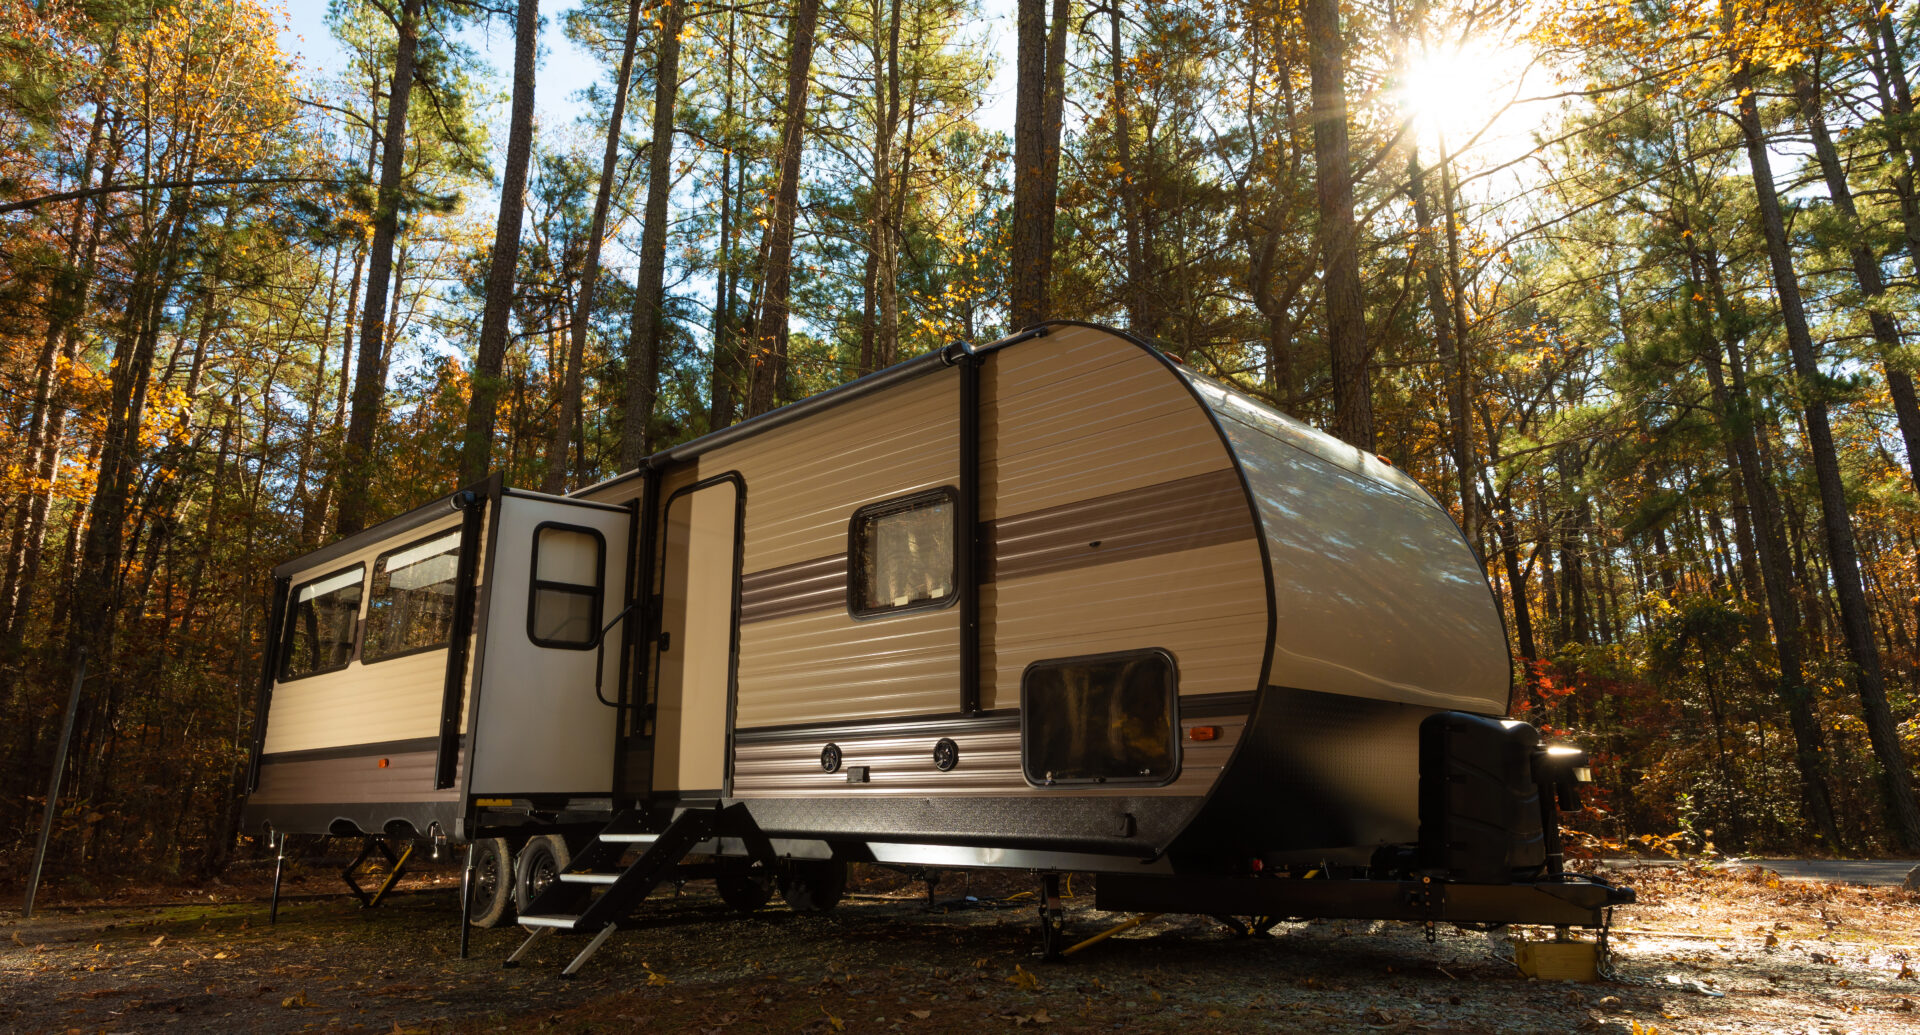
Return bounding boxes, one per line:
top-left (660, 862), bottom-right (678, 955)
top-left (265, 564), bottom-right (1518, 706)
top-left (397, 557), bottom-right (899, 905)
top-left (243, 321), bottom-right (1630, 974)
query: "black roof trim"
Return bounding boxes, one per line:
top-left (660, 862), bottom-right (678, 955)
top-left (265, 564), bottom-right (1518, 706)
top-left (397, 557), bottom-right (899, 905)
top-left (272, 473), bottom-right (501, 578)
top-left (576, 326), bottom-right (1056, 494)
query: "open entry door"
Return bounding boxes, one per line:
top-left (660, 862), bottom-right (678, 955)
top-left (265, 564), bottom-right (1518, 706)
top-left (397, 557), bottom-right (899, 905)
top-left (651, 474), bottom-right (744, 799)
top-left (467, 490), bottom-right (632, 797)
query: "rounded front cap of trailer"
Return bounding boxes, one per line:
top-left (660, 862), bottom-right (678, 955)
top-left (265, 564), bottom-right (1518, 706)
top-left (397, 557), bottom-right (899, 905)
top-left (1123, 332), bottom-right (1512, 715)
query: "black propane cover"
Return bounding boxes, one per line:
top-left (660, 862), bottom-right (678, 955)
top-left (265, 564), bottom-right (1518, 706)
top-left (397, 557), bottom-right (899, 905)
top-left (1417, 712), bottom-right (1548, 884)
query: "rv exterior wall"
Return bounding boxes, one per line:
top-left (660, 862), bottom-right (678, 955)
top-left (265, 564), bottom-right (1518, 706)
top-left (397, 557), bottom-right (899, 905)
top-left (977, 327), bottom-right (1266, 710)
top-left (711, 370), bottom-right (963, 729)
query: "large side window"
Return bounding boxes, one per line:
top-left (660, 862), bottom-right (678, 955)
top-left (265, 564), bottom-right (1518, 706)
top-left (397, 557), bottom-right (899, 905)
top-left (363, 529), bottom-right (462, 663)
top-left (279, 564), bottom-right (365, 680)
top-left (1022, 650), bottom-right (1178, 785)
top-left (529, 523), bottom-right (604, 649)
top-left (848, 488), bottom-right (958, 619)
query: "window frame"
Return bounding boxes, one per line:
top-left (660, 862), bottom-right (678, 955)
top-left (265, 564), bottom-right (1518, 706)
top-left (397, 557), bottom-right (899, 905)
top-left (525, 520), bottom-right (606, 650)
top-left (360, 527), bottom-right (464, 665)
top-left (845, 486), bottom-right (961, 621)
top-left (1019, 647), bottom-right (1182, 788)
top-left (276, 562), bottom-right (367, 683)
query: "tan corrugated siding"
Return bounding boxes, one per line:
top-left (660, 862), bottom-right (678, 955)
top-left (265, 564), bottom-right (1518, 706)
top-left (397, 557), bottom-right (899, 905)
top-left (979, 328), bottom-right (1265, 710)
top-left (706, 370), bottom-right (959, 572)
top-left (731, 714), bottom-right (1241, 798)
top-left (713, 371), bottom-right (961, 728)
top-left (979, 540), bottom-right (1267, 710)
top-left (734, 607), bottom-right (958, 727)
top-left (250, 748), bottom-right (460, 805)
top-left (262, 649), bottom-right (449, 754)
top-left (981, 325), bottom-right (1233, 520)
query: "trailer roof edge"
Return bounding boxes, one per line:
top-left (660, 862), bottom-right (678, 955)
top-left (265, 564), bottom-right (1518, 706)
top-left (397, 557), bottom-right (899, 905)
top-left (576, 326), bottom-right (1055, 497)
top-left (271, 473), bottom-right (500, 579)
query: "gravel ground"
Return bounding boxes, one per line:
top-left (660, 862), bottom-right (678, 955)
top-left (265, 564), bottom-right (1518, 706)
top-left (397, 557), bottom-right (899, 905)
top-left (3, 861), bottom-right (1917, 1033)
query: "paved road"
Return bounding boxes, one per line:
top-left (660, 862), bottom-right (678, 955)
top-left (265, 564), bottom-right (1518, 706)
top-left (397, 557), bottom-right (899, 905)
top-left (1727, 857), bottom-right (1919, 886)
top-left (1607, 857), bottom-right (1919, 886)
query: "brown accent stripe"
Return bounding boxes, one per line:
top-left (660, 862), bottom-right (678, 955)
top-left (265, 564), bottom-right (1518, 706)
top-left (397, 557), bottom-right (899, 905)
top-left (740, 553), bottom-right (848, 623)
top-left (984, 467), bottom-right (1251, 582)
top-left (738, 468), bottom-right (1254, 624)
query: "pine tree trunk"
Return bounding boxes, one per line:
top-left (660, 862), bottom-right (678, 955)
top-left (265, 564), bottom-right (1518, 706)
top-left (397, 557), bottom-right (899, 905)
top-left (337, 0), bottom-right (423, 535)
top-left (619, 0), bottom-right (686, 466)
top-left (1408, 148), bottom-right (1481, 558)
top-left (1735, 65), bottom-right (1920, 849)
top-left (462, 0), bottom-right (540, 484)
top-left (872, 0), bottom-right (903, 370)
top-left (544, 0), bottom-right (639, 491)
top-left (1698, 265), bottom-right (1842, 846)
top-left (745, 0), bottom-right (822, 418)
top-left (1111, 0), bottom-right (1148, 335)
top-left (1009, 0), bottom-right (1068, 328)
top-left (1870, 15), bottom-right (1920, 274)
top-left (1795, 70), bottom-right (1920, 493)
top-left (1303, 0), bottom-right (1372, 450)
top-left (707, 5), bottom-right (743, 430)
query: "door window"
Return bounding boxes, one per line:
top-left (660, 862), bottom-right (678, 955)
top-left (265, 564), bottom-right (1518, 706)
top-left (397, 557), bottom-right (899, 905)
top-left (529, 523), bottom-right (604, 649)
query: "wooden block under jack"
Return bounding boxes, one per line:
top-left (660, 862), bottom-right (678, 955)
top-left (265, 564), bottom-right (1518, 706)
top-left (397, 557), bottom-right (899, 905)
top-left (1513, 935), bottom-right (1600, 982)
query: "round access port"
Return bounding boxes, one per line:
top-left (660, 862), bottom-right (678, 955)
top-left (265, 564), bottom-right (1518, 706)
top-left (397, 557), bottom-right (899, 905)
top-left (820, 742), bottom-right (842, 773)
top-left (932, 738), bottom-right (959, 771)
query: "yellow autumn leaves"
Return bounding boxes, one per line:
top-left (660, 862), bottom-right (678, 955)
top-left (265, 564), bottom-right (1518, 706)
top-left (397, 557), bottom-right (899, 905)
top-left (114, 0), bottom-right (299, 183)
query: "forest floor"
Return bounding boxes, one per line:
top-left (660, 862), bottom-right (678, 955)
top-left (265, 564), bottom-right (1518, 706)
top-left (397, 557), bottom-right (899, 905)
top-left (2, 859), bottom-right (1917, 1034)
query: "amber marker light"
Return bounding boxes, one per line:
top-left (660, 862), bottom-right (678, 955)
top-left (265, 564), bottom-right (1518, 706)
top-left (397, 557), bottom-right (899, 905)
top-left (1188, 726), bottom-right (1219, 742)
top-left (378, 758), bottom-right (390, 768)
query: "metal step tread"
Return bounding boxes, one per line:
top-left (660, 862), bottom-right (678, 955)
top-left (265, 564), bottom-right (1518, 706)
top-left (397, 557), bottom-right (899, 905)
top-left (600, 832), bottom-right (659, 843)
top-left (518, 914), bottom-right (584, 930)
top-left (558, 872), bottom-right (621, 885)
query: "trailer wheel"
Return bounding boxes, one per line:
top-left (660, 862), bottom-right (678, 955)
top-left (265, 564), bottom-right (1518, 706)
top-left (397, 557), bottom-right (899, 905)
top-left (466, 837), bottom-right (515, 928)
top-left (715, 859), bottom-right (772, 913)
top-left (514, 835), bottom-right (583, 915)
top-left (777, 859), bottom-right (846, 913)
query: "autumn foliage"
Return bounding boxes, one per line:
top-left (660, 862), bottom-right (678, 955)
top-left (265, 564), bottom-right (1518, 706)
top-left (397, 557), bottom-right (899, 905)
top-left (3, 0), bottom-right (1920, 890)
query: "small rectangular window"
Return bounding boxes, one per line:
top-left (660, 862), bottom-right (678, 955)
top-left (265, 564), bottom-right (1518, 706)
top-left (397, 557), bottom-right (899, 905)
top-left (528, 523), bottom-right (604, 649)
top-left (1022, 650), bottom-right (1179, 785)
top-left (849, 488), bottom-right (958, 618)
top-left (363, 529), bottom-right (462, 663)
top-left (279, 564), bottom-right (365, 680)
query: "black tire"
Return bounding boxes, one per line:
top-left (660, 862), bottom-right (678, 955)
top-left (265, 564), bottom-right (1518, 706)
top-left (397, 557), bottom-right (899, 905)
top-left (466, 837), bottom-right (515, 928)
top-left (514, 834), bottom-right (583, 916)
top-left (777, 859), bottom-right (847, 913)
top-left (715, 858), bottom-right (772, 913)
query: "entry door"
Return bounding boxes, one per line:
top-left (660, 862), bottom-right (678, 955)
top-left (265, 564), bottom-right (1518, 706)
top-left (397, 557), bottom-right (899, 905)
top-left (468, 491), bottom-right (631, 796)
top-left (652, 475), bottom-right (743, 797)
